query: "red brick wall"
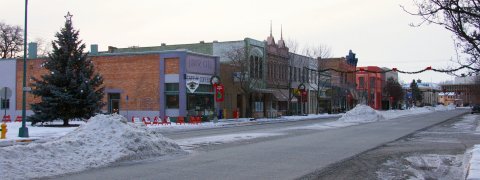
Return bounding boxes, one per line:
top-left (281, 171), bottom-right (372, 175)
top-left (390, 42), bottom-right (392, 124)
top-left (93, 54), bottom-right (160, 111)
top-left (16, 54), bottom-right (161, 111)
top-left (165, 58), bottom-right (179, 74)
top-left (16, 58), bottom-right (49, 110)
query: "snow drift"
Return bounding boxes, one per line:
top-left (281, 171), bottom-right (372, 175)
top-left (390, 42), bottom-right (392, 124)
top-left (0, 114), bottom-right (184, 180)
top-left (339, 104), bottom-right (385, 123)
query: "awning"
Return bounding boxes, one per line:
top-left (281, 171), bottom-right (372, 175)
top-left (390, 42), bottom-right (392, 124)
top-left (252, 88), bottom-right (275, 94)
top-left (273, 89), bottom-right (297, 102)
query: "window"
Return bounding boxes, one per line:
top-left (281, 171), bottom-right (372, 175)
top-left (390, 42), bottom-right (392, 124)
top-left (166, 95), bottom-right (179, 108)
top-left (165, 83), bottom-right (179, 92)
top-left (250, 56), bottom-right (254, 78)
top-left (255, 102), bottom-right (264, 112)
top-left (1, 99), bottom-right (9, 109)
top-left (165, 83), bottom-right (179, 109)
top-left (108, 93), bottom-right (120, 114)
top-left (359, 77), bottom-right (365, 88)
top-left (293, 67), bottom-right (297, 81)
top-left (258, 58), bottom-right (263, 79)
top-left (370, 77), bottom-right (375, 88)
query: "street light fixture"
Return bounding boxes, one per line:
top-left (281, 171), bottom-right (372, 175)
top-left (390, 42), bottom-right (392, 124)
top-left (19, 0), bottom-right (29, 137)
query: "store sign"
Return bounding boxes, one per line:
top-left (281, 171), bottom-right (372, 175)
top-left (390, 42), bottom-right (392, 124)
top-left (186, 77), bottom-right (200, 93)
top-left (186, 74), bottom-right (211, 84)
top-left (186, 55), bottom-right (216, 74)
top-left (215, 84), bottom-right (224, 102)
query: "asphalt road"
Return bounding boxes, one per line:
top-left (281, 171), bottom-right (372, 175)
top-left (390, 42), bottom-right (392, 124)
top-left (53, 109), bottom-right (468, 180)
top-left (305, 112), bottom-right (480, 179)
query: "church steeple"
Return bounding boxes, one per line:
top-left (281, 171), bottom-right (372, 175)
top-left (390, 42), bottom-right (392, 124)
top-left (280, 25), bottom-right (283, 40)
top-left (267, 20), bottom-right (275, 45)
top-left (270, 20), bottom-right (273, 37)
top-left (278, 25), bottom-right (286, 48)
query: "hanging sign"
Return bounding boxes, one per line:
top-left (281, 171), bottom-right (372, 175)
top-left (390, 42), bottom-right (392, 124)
top-left (186, 77), bottom-right (200, 93)
top-left (215, 84), bottom-right (224, 102)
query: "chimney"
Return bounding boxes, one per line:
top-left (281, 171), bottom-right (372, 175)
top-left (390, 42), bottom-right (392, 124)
top-left (161, 43), bottom-right (166, 46)
top-left (90, 44), bottom-right (98, 55)
top-left (28, 42), bottom-right (37, 59)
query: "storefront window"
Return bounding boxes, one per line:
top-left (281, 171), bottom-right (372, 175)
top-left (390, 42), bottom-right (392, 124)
top-left (165, 83), bottom-right (179, 109)
top-left (187, 94), bottom-right (214, 116)
top-left (255, 102), bottom-right (264, 112)
top-left (166, 95), bottom-right (179, 108)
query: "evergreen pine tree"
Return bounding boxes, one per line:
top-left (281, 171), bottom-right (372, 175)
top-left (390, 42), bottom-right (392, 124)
top-left (410, 79), bottom-right (423, 105)
top-left (30, 12), bottom-right (104, 126)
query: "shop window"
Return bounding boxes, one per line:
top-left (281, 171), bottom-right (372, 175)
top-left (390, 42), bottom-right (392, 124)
top-left (165, 83), bottom-right (179, 109)
top-left (165, 83), bottom-right (179, 92)
top-left (187, 94), bottom-right (213, 112)
top-left (166, 95), bottom-right (179, 108)
top-left (194, 84), bottom-right (213, 93)
top-left (255, 102), bottom-right (264, 112)
top-left (1, 99), bottom-right (9, 109)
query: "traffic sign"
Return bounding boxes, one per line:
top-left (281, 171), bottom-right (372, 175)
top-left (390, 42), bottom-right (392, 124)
top-left (0, 87), bottom-right (12, 99)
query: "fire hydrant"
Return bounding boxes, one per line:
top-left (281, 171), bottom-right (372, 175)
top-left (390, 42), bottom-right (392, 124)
top-left (1, 123), bottom-right (6, 139)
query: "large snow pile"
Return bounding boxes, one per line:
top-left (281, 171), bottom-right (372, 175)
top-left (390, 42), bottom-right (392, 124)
top-left (0, 114), bottom-right (184, 179)
top-left (435, 104), bottom-right (456, 111)
top-left (339, 104), bottom-right (385, 123)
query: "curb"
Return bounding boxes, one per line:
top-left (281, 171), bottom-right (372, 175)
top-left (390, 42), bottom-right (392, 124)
top-left (0, 138), bottom-right (39, 147)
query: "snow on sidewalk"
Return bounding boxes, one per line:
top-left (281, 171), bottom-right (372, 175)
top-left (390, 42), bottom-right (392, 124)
top-left (0, 114), bottom-right (184, 180)
top-left (467, 145), bottom-right (480, 180)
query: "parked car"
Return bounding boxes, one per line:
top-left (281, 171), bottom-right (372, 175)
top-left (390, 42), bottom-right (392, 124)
top-left (472, 105), bottom-right (480, 114)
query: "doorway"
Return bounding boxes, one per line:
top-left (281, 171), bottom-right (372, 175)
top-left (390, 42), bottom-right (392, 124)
top-left (108, 93), bottom-right (120, 114)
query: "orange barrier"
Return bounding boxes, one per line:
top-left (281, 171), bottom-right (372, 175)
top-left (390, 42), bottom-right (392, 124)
top-left (2, 115), bottom-right (11, 123)
top-left (176, 116), bottom-right (185, 125)
top-left (188, 116), bottom-right (201, 125)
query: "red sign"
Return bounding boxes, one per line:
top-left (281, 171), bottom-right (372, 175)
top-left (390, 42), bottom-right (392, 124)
top-left (301, 90), bottom-right (308, 102)
top-left (215, 84), bottom-right (224, 102)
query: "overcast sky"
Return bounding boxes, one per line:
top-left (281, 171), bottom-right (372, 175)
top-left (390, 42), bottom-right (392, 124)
top-left (1, 0), bottom-right (462, 83)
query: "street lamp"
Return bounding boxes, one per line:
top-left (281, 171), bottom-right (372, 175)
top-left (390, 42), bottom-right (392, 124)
top-left (19, 0), bottom-right (29, 137)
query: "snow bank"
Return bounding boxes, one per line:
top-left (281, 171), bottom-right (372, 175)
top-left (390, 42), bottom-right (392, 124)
top-left (339, 104), bottom-right (385, 123)
top-left (467, 145), bottom-right (480, 179)
top-left (0, 114), bottom-right (183, 180)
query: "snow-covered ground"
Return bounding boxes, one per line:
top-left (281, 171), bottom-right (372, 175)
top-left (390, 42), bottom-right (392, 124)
top-left (0, 105), bottom-right (461, 179)
top-left (0, 114), bottom-right (184, 180)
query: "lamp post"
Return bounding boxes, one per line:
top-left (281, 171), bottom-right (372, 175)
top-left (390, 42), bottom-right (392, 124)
top-left (19, 0), bottom-right (29, 137)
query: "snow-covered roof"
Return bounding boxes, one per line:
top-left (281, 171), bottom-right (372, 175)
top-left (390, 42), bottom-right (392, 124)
top-left (438, 92), bottom-right (456, 96)
top-left (402, 82), bottom-right (441, 90)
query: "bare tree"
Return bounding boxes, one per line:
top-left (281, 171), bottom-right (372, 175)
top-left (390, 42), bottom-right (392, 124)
top-left (303, 44), bottom-right (334, 114)
top-left (225, 47), bottom-right (262, 118)
top-left (403, 0), bottom-right (480, 70)
top-left (33, 37), bottom-right (52, 57)
top-left (0, 22), bottom-right (24, 59)
top-left (304, 44), bottom-right (333, 60)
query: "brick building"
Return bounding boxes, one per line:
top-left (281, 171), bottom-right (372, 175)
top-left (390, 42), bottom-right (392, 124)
top-left (320, 50), bottom-right (358, 112)
top-left (265, 28), bottom-right (290, 116)
top-left (356, 66), bottom-right (383, 110)
top-left (106, 38), bottom-right (270, 118)
top-left (3, 49), bottom-right (220, 121)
